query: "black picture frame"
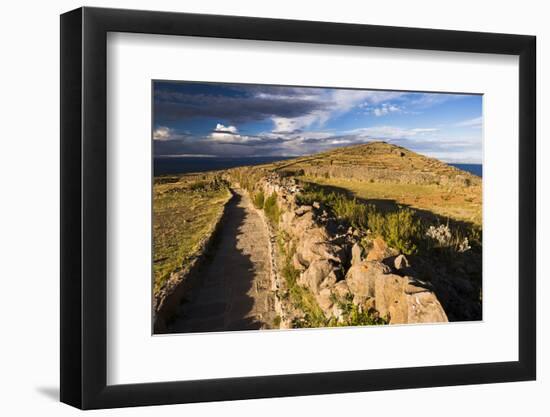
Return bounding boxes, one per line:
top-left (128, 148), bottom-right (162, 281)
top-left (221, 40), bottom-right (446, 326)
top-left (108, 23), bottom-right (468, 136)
top-left (60, 6), bottom-right (536, 410)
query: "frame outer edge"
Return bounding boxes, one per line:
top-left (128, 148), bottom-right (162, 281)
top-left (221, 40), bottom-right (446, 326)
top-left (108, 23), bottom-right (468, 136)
top-left (60, 6), bottom-right (537, 409)
top-left (518, 35), bottom-right (536, 379)
top-left (60, 7), bottom-right (84, 409)
top-left (80, 6), bottom-right (109, 409)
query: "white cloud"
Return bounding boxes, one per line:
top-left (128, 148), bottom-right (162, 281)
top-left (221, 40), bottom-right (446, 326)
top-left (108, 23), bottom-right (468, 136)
top-left (214, 123), bottom-right (238, 134)
top-left (209, 123), bottom-right (255, 143)
top-left (272, 112), bottom-right (327, 133)
top-left (255, 92), bottom-right (319, 101)
top-left (411, 128), bottom-right (439, 133)
top-left (270, 91), bottom-right (407, 134)
top-left (371, 103), bottom-right (402, 117)
top-left (455, 116), bottom-right (482, 128)
top-left (153, 126), bottom-right (173, 141)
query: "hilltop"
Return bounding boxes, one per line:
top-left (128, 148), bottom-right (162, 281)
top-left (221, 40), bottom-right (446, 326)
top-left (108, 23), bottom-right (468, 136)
top-left (246, 141), bottom-right (483, 226)
top-left (270, 141), bottom-right (480, 187)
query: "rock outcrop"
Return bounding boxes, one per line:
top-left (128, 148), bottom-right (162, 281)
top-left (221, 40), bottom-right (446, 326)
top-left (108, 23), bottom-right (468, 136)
top-left (254, 172), bottom-right (450, 326)
top-left (345, 261), bottom-right (448, 324)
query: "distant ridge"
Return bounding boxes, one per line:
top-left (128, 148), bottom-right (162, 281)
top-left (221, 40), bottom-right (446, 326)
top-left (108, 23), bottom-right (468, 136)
top-left (270, 141), bottom-right (480, 187)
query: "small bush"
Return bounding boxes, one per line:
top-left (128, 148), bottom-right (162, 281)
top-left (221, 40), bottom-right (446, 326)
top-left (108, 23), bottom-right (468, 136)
top-left (263, 192), bottom-right (280, 225)
top-left (333, 196), bottom-right (369, 230)
top-left (188, 176), bottom-right (229, 193)
top-left (252, 191), bottom-right (265, 209)
top-left (424, 221), bottom-right (480, 253)
top-left (368, 207), bottom-right (421, 255)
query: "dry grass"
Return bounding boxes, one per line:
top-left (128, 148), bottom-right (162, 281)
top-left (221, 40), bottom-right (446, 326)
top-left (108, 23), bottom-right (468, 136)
top-left (300, 176), bottom-right (482, 227)
top-left (153, 173), bottom-right (231, 295)
top-left (262, 142), bottom-right (482, 226)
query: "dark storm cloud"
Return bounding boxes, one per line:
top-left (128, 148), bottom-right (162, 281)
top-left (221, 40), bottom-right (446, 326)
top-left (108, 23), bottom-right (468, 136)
top-left (154, 90), bottom-right (329, 124)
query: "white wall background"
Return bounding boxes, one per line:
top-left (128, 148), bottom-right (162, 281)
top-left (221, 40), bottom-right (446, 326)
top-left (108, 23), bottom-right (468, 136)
top-left (0, 0), bottom-right (546, 415)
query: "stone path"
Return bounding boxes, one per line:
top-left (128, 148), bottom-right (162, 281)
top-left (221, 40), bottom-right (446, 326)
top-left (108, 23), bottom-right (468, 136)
top-left (170, 187), bottom-right (276, 333)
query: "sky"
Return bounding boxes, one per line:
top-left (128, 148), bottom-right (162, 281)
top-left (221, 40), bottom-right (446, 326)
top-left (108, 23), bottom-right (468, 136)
top-left (153, 81), bottom-right (483, 164)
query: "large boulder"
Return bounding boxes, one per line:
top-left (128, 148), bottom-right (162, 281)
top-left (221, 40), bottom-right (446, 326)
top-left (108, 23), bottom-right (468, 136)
top-left (345, 260), bottom-right (448, 325)
top-left (345, 261), bottom-right (391, 298)
top-left (288, 211), bottom-right (316, 238)
top-left (294, 228), bottom-right (344, 266)
top-left (297, 259), bottom-right (338, 293)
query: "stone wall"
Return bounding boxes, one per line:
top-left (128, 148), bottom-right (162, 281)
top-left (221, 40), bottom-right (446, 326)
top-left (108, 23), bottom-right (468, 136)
top-left (256, 173), bottom-right (448, 325)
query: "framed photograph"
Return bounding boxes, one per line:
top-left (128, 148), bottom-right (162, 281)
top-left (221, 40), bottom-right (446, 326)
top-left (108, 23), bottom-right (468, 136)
top-left (60, 6), bottom-right (536, 409)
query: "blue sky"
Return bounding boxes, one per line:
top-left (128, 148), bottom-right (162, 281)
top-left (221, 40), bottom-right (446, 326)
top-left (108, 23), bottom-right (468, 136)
top-left (153, 81), bottom-right (483, 163)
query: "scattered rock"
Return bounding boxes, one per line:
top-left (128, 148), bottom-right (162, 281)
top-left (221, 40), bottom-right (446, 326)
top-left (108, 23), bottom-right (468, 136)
top-left (366, 237), bottom-right (398, 261)
top-left (345, 261), bottom-right (391, 298)
top-left (351, 243), bottom-right (364, 265)
top-left (394, 254), bottom-right (410, 270)
top-left (373, 273), bottom-right (447, 324)
top-left (317, 288), bottom-right (334, 315)
top-left (295, 232), bottom-right (343, 265)
top-left (290, 211), bottom-right (316, 237)
top-left (298, 259), bottom-right (337, 293)
top-left (295, 205), bottom-right (313, 216)
top-left (292, 252), bottom-right (307, 271)
top-left (332, 280), bottom-right (350, 299)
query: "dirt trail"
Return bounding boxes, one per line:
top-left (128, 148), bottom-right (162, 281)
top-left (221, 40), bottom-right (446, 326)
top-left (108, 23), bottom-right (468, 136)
top-left (170, 187), bottom-right (277, 333)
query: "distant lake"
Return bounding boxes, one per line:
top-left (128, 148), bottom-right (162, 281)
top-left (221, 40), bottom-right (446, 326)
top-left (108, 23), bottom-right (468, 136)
top-left (154, 156), bottom-right (483, 178)
top-left (449, 163), bottom-right (482, 177)
top-left (154, 156), bottom-right (292, 176)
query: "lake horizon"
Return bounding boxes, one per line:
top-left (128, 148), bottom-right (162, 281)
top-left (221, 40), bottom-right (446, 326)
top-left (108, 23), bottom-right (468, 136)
top-left (154, 155), bottom-right (483, 177)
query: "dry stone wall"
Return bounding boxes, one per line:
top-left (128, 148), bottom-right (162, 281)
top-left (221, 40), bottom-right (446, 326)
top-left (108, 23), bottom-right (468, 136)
top-left (256, 173), bottom-right (448, 325)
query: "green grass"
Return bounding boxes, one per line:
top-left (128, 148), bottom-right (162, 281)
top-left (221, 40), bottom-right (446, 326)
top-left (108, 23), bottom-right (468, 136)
top-left (301, 176), bottom-right (482, 227)
top-left (153, 174), bottom-right (231, 295)
top-left (277, 235), bottom-right (327, 328)
top-left (263, 192), bottom-right (281, 225)
top-left (252, 191), bottom-right (265, 209)
top-left (367, 207), bottom-right (421, 254)
top-left (296, 181), bottom-right (479, 255)
top-left (328, 293), bottom-right (388, 326)
top-left (277, 232), bottom-right (388, 328)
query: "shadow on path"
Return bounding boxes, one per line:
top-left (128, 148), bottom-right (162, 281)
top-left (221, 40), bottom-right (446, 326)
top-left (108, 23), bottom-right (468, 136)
top-left (169, 189), bottom-right (272, 333)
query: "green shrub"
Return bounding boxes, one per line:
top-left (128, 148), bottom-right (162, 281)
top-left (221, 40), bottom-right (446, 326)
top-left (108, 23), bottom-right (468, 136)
top-left (332, 196), bottom-right (369, 230)
top-left (252, 191), bottom-right (265, 209)
top-left (367, 207), bottom-right (421, 255)
top-left (188, 176), bottom-right (229, 192)
top-left (297, 182), bottom-right (421, 255)
top-left (328, 294), bottom-right (388, 326)
top-left (263, 192), bottom-right (280, 225)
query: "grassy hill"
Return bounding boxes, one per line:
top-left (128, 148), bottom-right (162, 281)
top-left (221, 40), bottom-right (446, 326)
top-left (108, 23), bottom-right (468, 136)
top-left (271, 141), bottom-right (480, 187)
top-left (257, 142), bottom-right (482, 227)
